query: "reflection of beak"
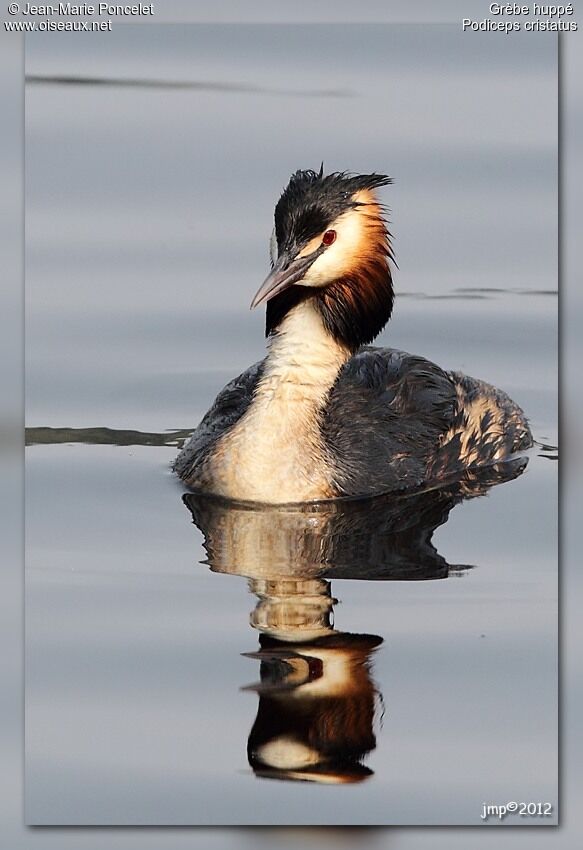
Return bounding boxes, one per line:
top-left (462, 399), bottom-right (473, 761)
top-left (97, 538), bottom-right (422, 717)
top-left (250, 250), bottom-right (317, 309)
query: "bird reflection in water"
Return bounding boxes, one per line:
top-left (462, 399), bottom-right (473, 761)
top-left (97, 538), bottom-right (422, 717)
top-left (183, 457), bottom-right (528, 784)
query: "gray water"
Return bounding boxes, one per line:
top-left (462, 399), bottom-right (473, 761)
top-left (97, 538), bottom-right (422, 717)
top-left (25, 24), bottom-right (557, 825)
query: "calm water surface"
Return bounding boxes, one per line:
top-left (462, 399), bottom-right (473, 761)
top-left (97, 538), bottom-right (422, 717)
top-left (25, 25), bottom-right (557, 825)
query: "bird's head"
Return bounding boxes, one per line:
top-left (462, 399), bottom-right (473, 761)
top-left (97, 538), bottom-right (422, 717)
top-left (251, 167), bottom-right (395, 351)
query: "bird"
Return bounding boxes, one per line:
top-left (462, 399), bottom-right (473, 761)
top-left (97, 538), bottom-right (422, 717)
top-left (174, 167), bottom-right (532, 504)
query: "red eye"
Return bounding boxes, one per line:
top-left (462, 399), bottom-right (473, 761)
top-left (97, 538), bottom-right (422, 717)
top-left (322, 229), bottom-right (336, 246)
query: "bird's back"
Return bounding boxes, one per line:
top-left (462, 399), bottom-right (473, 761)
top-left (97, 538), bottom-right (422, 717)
top-left (322, 348), bottom-right (532, 497)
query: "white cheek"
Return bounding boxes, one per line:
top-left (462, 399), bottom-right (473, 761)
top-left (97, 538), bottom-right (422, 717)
top-left (299, 209), bottom-right (364, 287)
top-left (300, 245), bottom-right (344, 286)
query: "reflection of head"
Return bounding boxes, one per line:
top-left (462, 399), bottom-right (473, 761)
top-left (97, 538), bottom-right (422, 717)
top-left (181, 459), bottom-right (528, 785)
top-left (246, 633), bottom-right (382, 784)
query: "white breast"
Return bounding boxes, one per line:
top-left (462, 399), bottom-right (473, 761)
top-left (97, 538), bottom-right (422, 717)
top-left (206, 301), bottom-right (348, 503)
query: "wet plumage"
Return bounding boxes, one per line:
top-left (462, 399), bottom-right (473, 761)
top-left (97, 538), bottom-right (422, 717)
top-left (175, 168), bottom-right (532, 503)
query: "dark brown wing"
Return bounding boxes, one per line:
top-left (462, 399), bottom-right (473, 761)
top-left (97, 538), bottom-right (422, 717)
top-left (322, 348), bottom-right (532, 496)
top-left (322, 348), bottom-right (459, 495)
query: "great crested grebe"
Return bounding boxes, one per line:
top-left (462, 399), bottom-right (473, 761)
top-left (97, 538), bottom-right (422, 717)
top-left (175, 168), bottom-right (532, 504)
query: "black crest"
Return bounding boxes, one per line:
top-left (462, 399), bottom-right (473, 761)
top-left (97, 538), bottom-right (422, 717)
top-left (274, 167), bottom-right (392, 252)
